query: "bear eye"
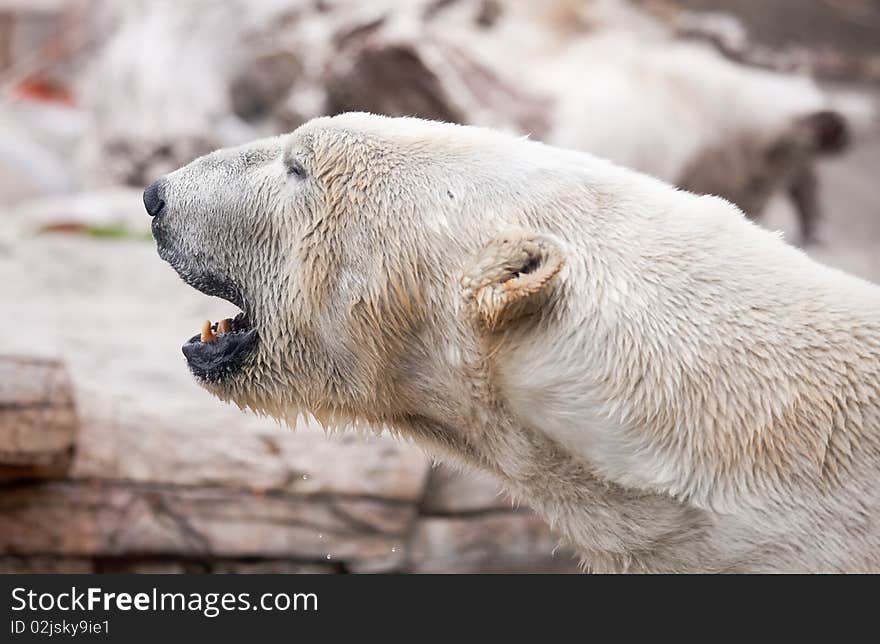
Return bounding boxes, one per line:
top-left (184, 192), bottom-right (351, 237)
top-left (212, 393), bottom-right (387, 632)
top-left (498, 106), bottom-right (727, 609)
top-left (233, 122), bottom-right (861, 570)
top-left (286, 158), bottom-right (307, 179)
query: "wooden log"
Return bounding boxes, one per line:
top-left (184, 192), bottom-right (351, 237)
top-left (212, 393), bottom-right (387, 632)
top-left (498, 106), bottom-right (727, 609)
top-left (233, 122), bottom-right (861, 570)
top-left (0, 355), bottom-right (77, 481)
top-left (0, 481), bottom-right (413, 569)
top-left (407, 513), bottom-right (581, 573)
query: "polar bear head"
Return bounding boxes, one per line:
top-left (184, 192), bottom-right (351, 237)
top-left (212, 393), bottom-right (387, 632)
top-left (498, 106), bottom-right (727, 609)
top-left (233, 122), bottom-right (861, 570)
top-left (148, 113), bottom-right (600, 465)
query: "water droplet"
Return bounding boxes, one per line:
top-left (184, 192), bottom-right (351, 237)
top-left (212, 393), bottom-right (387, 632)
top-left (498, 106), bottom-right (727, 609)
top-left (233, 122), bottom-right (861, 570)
top-left (301, 474), bottom-right (309, 480)
top-left (391, 547), bottom-right (398, 553)
top-left (326, 554), bottom-right (332, 560)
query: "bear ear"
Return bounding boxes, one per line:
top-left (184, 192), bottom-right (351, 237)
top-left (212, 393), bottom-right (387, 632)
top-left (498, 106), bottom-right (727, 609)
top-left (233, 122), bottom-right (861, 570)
top-left (461, 231), bottom-right (565, 331)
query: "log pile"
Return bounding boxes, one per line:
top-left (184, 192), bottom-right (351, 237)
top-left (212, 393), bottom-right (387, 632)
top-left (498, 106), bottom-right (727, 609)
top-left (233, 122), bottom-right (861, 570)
top-left (0, 356), bottom-right (76, 481)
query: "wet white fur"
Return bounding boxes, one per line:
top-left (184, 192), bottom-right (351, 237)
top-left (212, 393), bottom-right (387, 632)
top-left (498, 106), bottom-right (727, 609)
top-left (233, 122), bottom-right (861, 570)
top-left (163, 113), bottom-right (880, 572)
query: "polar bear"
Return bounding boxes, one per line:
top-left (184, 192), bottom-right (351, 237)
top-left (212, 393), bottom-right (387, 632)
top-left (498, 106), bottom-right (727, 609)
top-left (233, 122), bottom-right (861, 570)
top-left (146, 113), bottom-right (880, 572)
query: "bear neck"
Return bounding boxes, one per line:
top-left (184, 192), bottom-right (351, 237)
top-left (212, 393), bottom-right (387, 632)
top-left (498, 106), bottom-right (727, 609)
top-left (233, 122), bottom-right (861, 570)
top-left (478, 187), bottom-right (880, 569)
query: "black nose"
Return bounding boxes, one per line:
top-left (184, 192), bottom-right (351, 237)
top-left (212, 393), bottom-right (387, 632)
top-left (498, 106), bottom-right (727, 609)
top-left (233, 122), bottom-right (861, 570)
top-left (143, 178), bottom-right (166, 217)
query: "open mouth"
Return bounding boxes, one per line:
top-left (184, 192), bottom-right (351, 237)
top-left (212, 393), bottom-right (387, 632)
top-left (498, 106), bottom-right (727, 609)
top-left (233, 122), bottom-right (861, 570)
top-left (182, 311), bottom-right (258, 383)
top-left (170, 267), bottom-right (259, 384)
top-left (151, 215), bottom-right (259, 383)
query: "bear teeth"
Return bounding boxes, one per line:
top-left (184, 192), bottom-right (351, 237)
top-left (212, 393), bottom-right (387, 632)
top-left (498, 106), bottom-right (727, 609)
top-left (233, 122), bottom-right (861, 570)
top-left (200, 318), bottom-right (236, 343)
top-left (201, 320), bottom-right (217, 343)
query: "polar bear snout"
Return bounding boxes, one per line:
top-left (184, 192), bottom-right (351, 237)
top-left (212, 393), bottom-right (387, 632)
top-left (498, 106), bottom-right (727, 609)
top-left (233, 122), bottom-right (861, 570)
top-left (143, 177), bottom-right (167, 218)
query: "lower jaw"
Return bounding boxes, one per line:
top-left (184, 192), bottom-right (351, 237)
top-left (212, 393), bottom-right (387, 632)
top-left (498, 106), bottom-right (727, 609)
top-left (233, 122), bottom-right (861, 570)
top-left (182, 327), bottom-right (259, 383)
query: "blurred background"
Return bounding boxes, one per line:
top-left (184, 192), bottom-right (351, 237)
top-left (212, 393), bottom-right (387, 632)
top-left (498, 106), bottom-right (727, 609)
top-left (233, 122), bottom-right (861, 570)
top-left (0, 0), bottom-right (878, 573)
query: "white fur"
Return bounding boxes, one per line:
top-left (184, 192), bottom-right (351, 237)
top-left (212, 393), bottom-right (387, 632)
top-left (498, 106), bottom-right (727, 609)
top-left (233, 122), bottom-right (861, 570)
top-left (160, 113), bottom-right (880, 572)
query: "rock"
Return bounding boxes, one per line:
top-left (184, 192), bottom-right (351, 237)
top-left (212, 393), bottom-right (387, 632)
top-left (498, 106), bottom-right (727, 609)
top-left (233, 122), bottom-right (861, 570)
top-left (0, 556), bottom-right (93, 573)
top-left (326, 42), bottom-right (466, 123)
top-left (422, 463), bottom-right (512, 513)
top-left (650, 0), bottom-right (880, 81)
top-left (0, 0), bottom-right (72, 78)
top-left (209, 560), bottom-right (335, 574)
top-left (0, 481), bottom-right (415, 569)
top-left (76, 0), bottom-right (257, 187)
top-left (230, 50), bottom-right (303, 123)
top-left (0, 356), bottom-right (77, 481)
top-left (325, 36), bottom-right (551, 138)
top-left (0, 555), bottom-right (334, 574)
top-left (94, 560), bottom-right (191, 574)
top-left (408, 513), bottom-right (581, 573)
top-left (94, 559), bottom-right (334, 574)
